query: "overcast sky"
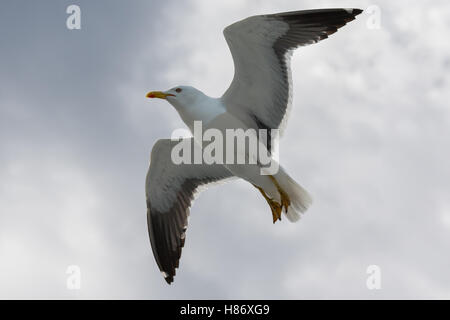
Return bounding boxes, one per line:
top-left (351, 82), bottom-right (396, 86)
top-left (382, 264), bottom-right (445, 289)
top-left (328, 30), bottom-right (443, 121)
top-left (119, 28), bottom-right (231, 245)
top-left (1, 0), bottom-right (449, 299)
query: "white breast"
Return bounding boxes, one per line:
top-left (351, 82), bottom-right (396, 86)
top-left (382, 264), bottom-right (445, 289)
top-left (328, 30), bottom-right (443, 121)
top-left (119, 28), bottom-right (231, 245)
top-left (178, 96), bottom-right (226, 133)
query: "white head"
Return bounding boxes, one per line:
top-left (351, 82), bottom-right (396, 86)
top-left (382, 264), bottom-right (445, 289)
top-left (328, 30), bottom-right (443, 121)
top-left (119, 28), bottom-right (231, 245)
top-left (146, 85), bottom-right (204, 111)
top-left (146, 85), bottom-right (224, 129)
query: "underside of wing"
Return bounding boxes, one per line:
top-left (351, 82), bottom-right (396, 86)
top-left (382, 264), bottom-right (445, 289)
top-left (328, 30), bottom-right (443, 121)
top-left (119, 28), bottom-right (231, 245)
top-left (146, 138), bottom-right (233, 284)
top-left (222, 8), bottom-right (363, 147)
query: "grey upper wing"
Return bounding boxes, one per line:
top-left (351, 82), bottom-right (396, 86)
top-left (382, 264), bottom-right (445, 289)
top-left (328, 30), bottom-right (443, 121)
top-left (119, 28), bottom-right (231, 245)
top-left (222, 8), bottom-right (362, 148)
top-left (146, 138), bottom-right (233, 284)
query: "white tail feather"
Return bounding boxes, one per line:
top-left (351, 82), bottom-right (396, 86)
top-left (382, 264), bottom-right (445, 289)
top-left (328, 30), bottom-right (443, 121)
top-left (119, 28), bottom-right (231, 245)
top-left (275, 168), bottom-right (312, 222)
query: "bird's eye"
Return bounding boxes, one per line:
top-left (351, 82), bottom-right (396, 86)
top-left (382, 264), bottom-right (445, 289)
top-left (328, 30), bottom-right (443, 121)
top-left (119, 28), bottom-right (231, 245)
top-left (175, 88), bottom-right (182, 93)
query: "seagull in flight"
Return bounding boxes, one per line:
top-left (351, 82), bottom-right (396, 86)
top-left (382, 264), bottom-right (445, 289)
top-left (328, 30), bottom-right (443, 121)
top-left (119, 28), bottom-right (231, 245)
top-left (145, 8), bottom-right (362, 284)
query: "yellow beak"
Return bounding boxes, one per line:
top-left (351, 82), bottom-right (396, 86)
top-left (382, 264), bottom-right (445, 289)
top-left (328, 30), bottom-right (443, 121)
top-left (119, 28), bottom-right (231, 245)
top-left (146, 91), bottom-right (175, 99)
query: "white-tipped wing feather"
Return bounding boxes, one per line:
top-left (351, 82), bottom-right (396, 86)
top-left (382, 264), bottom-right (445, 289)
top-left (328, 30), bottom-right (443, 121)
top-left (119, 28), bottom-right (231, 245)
top-left (222, 8), bottom-right (363, 145)
top-left (146, 138), bottom-right (233, 284)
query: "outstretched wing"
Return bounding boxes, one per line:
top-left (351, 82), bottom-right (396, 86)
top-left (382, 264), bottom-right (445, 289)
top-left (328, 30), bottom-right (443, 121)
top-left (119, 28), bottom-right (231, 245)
top-left (222, 8), bottom-right (362, 141)
top-left (146, 138), bottom-right (233, 284)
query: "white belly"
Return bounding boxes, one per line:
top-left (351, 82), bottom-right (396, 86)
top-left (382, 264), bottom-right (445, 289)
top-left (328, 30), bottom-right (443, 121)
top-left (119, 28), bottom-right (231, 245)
top-left (204, 112), bottom-right (281, 201)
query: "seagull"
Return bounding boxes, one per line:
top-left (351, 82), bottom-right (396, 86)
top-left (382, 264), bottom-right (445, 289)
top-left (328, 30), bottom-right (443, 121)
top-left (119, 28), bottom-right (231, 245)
top-left (145, 8), bottom-right (362, 284)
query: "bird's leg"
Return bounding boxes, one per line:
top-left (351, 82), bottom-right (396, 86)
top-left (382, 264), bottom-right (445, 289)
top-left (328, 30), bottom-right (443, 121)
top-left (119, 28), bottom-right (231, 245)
top-left (268, 175), bottom-right (290, 213)
top-left (253, 184), bottom-right (282, 223)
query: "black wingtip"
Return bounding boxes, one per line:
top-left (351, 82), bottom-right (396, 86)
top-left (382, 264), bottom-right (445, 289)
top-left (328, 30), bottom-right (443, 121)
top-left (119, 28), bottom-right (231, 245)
top-left (352, 9), bottom-right (364, 16)
top-left (164, 275), bottom-right (174, 284)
